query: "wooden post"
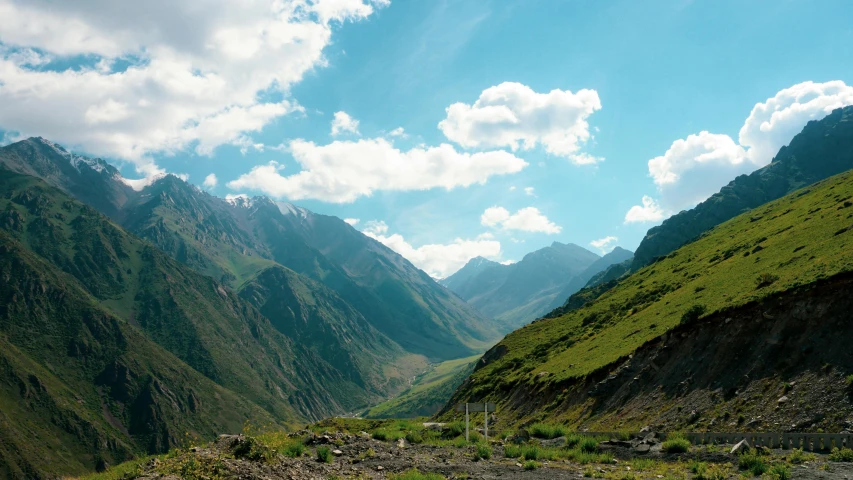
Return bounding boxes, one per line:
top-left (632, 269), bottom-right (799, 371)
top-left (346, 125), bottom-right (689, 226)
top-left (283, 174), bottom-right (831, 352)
top-left (465, 403), bottom-right (469, 442)
top-left (484, 402), bottom-right (488, 442)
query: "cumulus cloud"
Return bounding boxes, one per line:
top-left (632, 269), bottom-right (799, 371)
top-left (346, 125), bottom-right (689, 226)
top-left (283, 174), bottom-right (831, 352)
top-left (438, 82), bottom-right (602, 164)
top-left (343, 218), bottom-right (360, 226)
top-left (481, 206), bottom-right (561, 234)
top-left (589, 235), bottom-right (618, 254)
top-left (624, 196), bottom-right (666, 224)
top-left (330, 111), bottom-right (360, 136)
top-left (524, 186), bottom-right (535, 196)
top-left (361, 220), bottom-right (502, 278)
top-left (387, 127), bottom-right (407, 138)
top-left (644, 81), bottom-right (853, 214)
top-left (0, 0), bottom-right (385, 175)
top-left (227, 138), bottom-right (528, 203)
top-left (203, 173), bottom-right (218, 188)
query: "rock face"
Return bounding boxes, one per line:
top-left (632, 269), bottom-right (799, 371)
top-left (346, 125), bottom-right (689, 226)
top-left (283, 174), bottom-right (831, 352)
top-left (632, 105), bottom-right (853, 271)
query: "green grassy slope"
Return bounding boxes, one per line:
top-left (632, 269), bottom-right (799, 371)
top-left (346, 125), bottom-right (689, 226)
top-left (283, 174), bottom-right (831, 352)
top-left (365, 355), bottom-right (479, 419)
top-left (450, 167), bottom-right (853, 419)
top-left (0, 169), bottom-right (379, 424)
top-left (0, 232), bottom-right (275, 478)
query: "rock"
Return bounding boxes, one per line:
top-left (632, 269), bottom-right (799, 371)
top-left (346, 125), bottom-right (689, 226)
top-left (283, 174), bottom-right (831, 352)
top-left (397, 438), bottom-right (407, 448)
top-left (778, 396), bottom-right (789, 404)
top-left (422, 422), bottom-right (445, 430)
top-left (332, 449), bottom-right (343, 456)
top-left (377, 466), bottom-right (384, 471)
top-left (639, 426), bottom-right (651, 433)
top-left (634, 444), bottom-right (651, 454)
top-left (509, 429), bottom-right (530, 444)
top-left (541, 436), bottom-right (568, 448)
top-left (516, 463), bottom-right (523, 468)
top-left (731, 439), bottom-right (751, 455)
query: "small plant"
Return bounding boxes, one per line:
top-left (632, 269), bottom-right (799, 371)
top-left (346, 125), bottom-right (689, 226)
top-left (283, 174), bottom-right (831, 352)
top-left (697, 464), bottom-right (729, 480)
top-left (405, 431), bottom-right (423, 444)
top-left (504, 445), bottom-right (522, 458)
top-left (523, 460), bottom-right (541, 471)
top-left (661, 433), bottom-right (690, 453)
top-left (787, 448), bottom-right (815, 464)
top-left (579, 437), bottom-right (600, 453)
top-left (316, 446), bottom-right (333, 463)
top-left (444, 421), bottom-right (464, 438)
top-left (631, 458), bottom-right (657, 471)
top-left (755, 273), bottom-right (779, 289)
top-left (688, 460), bottom-right (707, 475)
top-left (680, 304), bottom-right (706, 325)
top-left (474, 444), bottom-right (492, 461)
top-left (738, 451), bottom-right (768, 476)
top-left (766, 464), bottom-right (791, 480)
top-left (829, 447), bottom-right (853, 462)
top-left (846, 374), bottom-right (853, 386)
top-left (283, 441), bottom-right (305, 458)
top-left (522, 445), bottom-right (541, 461)
top-left (529, 422), bottom-right (568, 439)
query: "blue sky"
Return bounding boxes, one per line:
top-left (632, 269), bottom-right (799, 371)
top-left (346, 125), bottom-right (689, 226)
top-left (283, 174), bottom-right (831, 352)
top-left (1, 0), bottom-right (852, 277)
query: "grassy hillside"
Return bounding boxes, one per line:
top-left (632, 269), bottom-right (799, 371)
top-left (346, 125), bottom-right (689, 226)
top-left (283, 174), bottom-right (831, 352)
top-left (365, 355), bottom-right (479, 419)
top-left (449, 167), bottom-right (853, 423)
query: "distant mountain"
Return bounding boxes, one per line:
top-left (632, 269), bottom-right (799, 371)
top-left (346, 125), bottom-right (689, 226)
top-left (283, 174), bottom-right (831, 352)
top-left (441, 242), bottom-right (629, 330)
top-left (543, 246), bottom-right (634, 313)
top-left (0, 137), bottom-right (497, 361)
top-left (632, 105), bottom-right (853, 270)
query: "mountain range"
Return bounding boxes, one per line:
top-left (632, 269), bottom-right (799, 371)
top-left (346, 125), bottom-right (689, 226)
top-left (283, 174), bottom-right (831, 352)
top-left (441, 242), bottom-right (633, 330)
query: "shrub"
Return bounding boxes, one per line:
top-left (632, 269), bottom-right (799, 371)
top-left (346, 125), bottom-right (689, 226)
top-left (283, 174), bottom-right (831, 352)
top-left (680, 304), bottom-right (706, 325)
top-left (388, 469), bottom-right (446, 480)
top-left (282, 441), bottom-right (305, 458)
top-left (697, 464), bottom-right (729, 480)
top-left (738, 452), bottom-right (767, 476)
top-left (405, 431), bottom-right (423, 444)
top-left (504, 445), bottom-right (522, 458)
top-left (661, 433), bottom-right (690, 453)
top-left (787, 448), bottom-right (815, 464)
top-left (766, 464), bottom-right (791, 480)
top-left (522, 446), bottom-right (541, 461)
top-left (474, 444), bottom-right (492, 461)
top-left (316, 446), bottom-right (333, 463)
top-left (688, 460), bottom-right (706, 475)
top-left (579, 437), bottom-right (600, 453)
top-left (755, 273), bottom-right (779, 289)
top-left (846, 374), bottom-right (853, 386)
top-left (523, 460), bottom-right (541, 471)
top-left (444, 421), bottom-right (464, 439)
top-left (529, 423), bottom-right (568, 439)
top-left (829, 447), bottom-right (853, 462)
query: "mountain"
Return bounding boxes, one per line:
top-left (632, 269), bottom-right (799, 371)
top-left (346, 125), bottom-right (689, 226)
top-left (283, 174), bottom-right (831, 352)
top-left (445, 166), bottom-right (853, 432)
top-left (441, 242), bottom-right (630, 330)
top-left (543, 246), bottom-right (634, 313)
top-left (631, 105), bottom-right (853, 271)
top-left (0, 138), bottom-right (496, 361)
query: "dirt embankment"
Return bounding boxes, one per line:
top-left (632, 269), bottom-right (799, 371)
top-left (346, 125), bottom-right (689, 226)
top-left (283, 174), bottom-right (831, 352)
top-left (461, 272), bottom-right (853, 433)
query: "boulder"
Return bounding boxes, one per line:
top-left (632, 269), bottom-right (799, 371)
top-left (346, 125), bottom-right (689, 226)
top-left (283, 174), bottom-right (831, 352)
top-left (730, 439), bottom-right (751, 455)
top-left (633, 444), bottom-right (651, 454)
top-left (541, 436), bottom-right (568, 448)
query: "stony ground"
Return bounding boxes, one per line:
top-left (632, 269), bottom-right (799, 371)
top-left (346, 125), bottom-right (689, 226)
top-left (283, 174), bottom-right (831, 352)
top-left (107, 426), bottom-right (853, 480)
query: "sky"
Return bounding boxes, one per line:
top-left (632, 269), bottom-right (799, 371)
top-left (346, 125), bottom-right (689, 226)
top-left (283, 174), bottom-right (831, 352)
top-left (1, 0), bottom-right (853, 278)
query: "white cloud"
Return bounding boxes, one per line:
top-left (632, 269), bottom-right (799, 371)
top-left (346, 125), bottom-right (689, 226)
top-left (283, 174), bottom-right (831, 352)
top-left (387, 127), bottom-right (407, 138)
top-left (509, 185), bottom-right (516, 191)
top-left (361, 220), bottom-right (502, 278)
top-left (589, 235), bottom-right (618, 254)
top-left (645, 81), bottom-right (853, 213)
top-left (343, 218), bottom-right (360, 226)
top-left (624, 196), bottom-right (666, 224)
top-left (481, 206), bottom-right (561, 234)
top-left (203, 173), bottom-right (218, 188)
top-left (330, 111), bottom-right (360, 136)
top-left (227, 138), bottom-right (528, 203)
top-left (438, 82), bottom-right (602, 164)
top-left (0, 0), bottom-right (384, 175)
top-left (524, 186), bottom-right (535, 196)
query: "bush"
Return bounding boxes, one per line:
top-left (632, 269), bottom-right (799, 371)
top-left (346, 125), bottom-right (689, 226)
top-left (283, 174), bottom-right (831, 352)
top-left (522, 446), bottom-right (541, 461)
top-left (787, 448), bottom-right (815, 464)
top-left (474, 444), bottom-right (492, 461)
top-left (444, 421), bottom-right (464, 439)
top-left (504, 444), bottom-right (522, 458)
top-left (696, 464), bottom-right (729, 480)
top-left (529, 423), bottom-right (567, 439)
top-left (846, 374), bottom-right (853, 386)
top-left (755, 273), bottom-right (779, 289)
top-left (661, 433), bottom-right (690, 453)
top-left (829, 447), bottom-right (853, 462)
top-left (316, 446), bottom-right (333, 463)
top-left (738, 452), bottom-right (768, 476)
top-left (282, 441), bottom-right (305, 458)
top-left (579, 437), bottom-right (600, 453)
top-left (523, 460), bottom-right (541, 471)
top-left (405, 431), bottom-right (423, 444)
top-left (766, 464), bottom-right (791, 480)
top-left (680, 304), bottom-right (706, 325)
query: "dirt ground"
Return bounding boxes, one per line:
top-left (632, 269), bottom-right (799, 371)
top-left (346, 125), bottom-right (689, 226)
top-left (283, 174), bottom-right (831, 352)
top-left (130, 431), bottom-right (853, 480)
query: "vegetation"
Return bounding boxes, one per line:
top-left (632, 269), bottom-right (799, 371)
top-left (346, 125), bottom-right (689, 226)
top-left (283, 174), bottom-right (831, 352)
top-left (474, 444), bottom-right (492, 460)
top-left (529, 422), bottom-right (568, 439)
top-left (316, 446), bottom-right (333, 463)
top-left (454, 167), bottom-right (853, 424)
top-left (829, 447), bottom-right (853, 462)
top-left (661, 433), bottom-right (691, 453)
top-left (389, 470), bottom-right (446, 480)
top-left (523, 460), bottom-right (541, 471)
top-left (738, 451), bottom-right (769, 476)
